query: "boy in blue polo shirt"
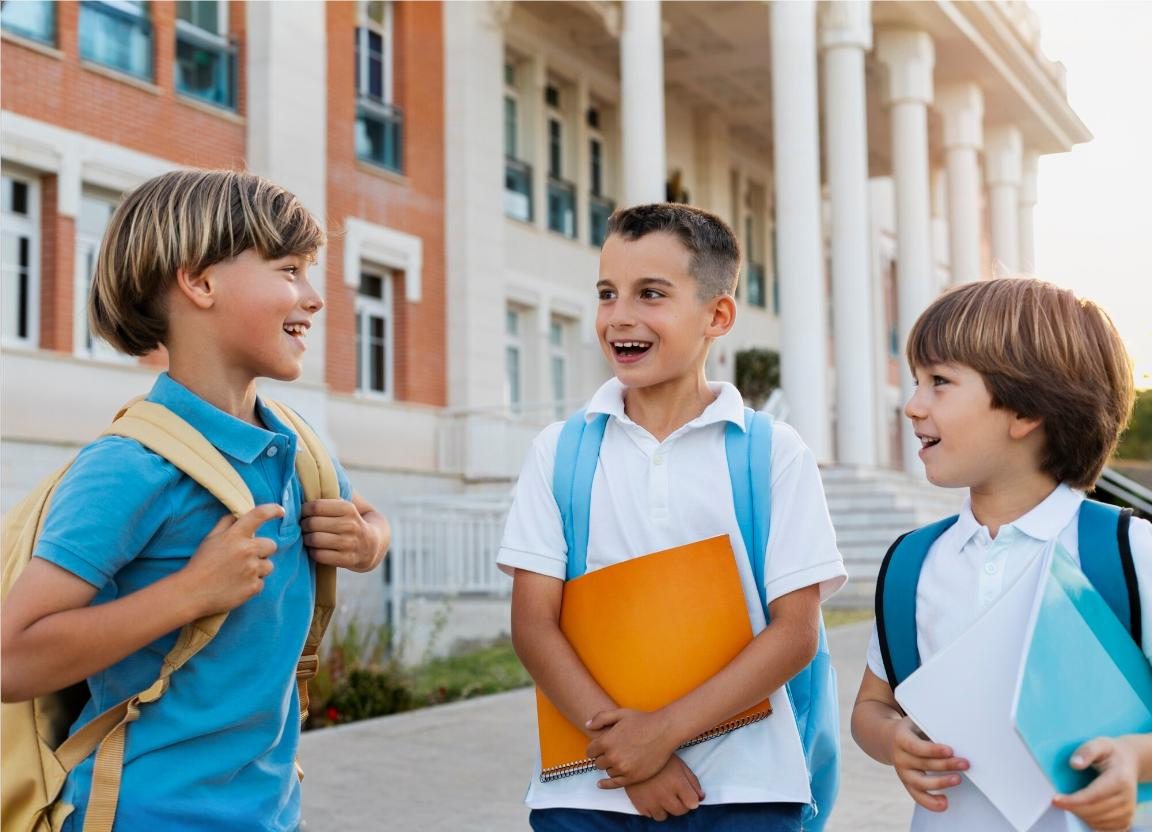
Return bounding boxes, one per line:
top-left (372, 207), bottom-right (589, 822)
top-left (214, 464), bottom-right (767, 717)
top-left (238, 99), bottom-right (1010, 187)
top-left (0, 169), bottom-right (391, 831)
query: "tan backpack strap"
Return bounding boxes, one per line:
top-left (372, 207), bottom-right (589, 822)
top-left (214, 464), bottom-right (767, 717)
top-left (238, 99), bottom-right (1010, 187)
top-left (63, 401), bottom-right (255, 831)
top-left (264, 401), bottom-right (341, 734)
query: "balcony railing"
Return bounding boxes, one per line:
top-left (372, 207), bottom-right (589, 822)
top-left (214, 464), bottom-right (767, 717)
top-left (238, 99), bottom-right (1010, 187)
top-left (356, 95), bottom-right (404, 173)
top-left (504, 157), bottom-right (533, 223)
top-left (746, 262), bottom-right (766, 308)
top-left (547, 177), bottom-right (577, 239)
top-left (79, 1), bottom-right (152, 80)
top-left (589, 194), bottom-right (615, 247)
top-left (1, 0), bottom-right (55, 44)
top-left (175, 23), bottom-right (236, 110)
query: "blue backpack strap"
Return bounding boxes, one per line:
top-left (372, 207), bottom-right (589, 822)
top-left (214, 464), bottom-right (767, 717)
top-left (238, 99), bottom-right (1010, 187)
top-left (724, 407), bottom-right (774, 608)
top-left (1078, 500), bottom-right (1140, 648)
top-left (551, 410), bottom-right (608, 581)
top-left (875, 516), bottom-right (960, 688)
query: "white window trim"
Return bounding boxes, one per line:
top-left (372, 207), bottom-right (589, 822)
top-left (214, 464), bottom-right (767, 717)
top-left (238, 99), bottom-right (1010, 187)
top-left (174, 0), bottom-right (228, 41)
top-left (505, 305), bottom-right (525, 413)
top-left (342, 217), bottom-right (421, 302)
top-left (355, 268), bottom-right (394, 400)
top-left (549, 316), bottom-right (568, 418)
top-left (356, 0), bottom-right (393, 103)
top-left (1, 172), bottom-right (41, 349)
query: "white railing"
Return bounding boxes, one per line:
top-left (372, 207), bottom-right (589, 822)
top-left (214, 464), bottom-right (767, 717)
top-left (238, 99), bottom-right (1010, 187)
top-left (388, 494), bottom-right (513, 650)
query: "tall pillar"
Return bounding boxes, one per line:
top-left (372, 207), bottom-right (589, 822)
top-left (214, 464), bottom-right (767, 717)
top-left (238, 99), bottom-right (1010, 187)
top-left (876, 29), bottom-right (935, 474)
top-left (772, 1), bottom-right (831, 463)
top-left (820, 1), bottom-right (876, 467)
top-left (1019, 149), bottom-right (1039, 273)
top-left (985, 125), bottom-right (1023, 275)
top-left (937, 83), bottom-right (984, 284)
top-left (620, 0), bottom-right (666, 206)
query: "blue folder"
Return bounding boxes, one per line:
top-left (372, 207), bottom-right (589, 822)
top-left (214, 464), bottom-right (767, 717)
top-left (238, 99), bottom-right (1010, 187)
top-left (1014, 545), bottom-right (1152, 801)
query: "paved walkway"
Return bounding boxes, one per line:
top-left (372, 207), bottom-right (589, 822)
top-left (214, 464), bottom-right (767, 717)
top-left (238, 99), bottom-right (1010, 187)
top-left (299, 619), bottom-right (913, 831)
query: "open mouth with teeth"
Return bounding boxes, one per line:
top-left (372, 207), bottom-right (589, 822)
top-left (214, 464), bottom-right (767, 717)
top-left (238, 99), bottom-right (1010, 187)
top-left (610, 340), bottom-right (653, 362)
top-left (283, 322), bottom-right (309, 343)
top-left (919, 435), bottom-right (941, 450)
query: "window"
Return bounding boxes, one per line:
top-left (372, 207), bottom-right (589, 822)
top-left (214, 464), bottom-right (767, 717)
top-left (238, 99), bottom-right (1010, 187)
top-left (505, 307), bottom-right (523, 413)
top-left (1, 0), bottom-right (55, 44)
top-left (174, 0), bottom-right (235, 109)
top-left (503, 57), bottom-right (532, 223)
top-left (356, 270), bottom-right (393, 396)
top-left (744, 214), bottom-right (766, 309)
top-left (588, 117), bottom-right (614, 247)
top-left (550, 317), bottom-right (568, 419)
top-left (74, 192), bottom-right (125, 360)
top-left (546, 91), bottom-right (575, 238)
top-left (355, 1), bottom-right (403, 173)
top-left (1, 174), bottom-right (39, 346)
top-left (79, 1), bottom-right (152, 80)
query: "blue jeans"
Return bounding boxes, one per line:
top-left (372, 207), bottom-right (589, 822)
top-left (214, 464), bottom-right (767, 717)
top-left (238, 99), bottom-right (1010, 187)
top-left (529, 802), bottom-right (804, 831)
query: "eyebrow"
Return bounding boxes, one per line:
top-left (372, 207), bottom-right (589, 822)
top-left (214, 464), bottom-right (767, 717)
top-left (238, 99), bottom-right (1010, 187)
top-left (596, 277), bottom-right (676, 289)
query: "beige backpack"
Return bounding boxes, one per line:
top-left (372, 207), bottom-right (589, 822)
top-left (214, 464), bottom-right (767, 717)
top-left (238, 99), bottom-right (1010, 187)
top-left (0, 398), bottom-right (339, 832)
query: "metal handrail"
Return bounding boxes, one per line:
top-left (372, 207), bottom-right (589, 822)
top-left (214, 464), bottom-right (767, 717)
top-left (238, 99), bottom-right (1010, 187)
top-left (1097, 466), bottom-right (1152, 516)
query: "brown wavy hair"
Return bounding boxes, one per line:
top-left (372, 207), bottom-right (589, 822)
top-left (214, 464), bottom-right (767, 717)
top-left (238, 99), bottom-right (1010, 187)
top-left (90, 169), bottom-right (325, 355)
top-left (907, 278), bottom-right (1135, 488)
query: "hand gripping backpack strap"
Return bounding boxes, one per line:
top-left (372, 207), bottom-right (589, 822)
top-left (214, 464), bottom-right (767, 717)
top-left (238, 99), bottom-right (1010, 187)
top-left (72, 400), bottom-right (256, 832)
top-left (874, 516), bottom-right (959, 690)
top-left (1077, 500), bottom-right (1140, 645)
top-left (262, 400), bottom-right (342, 729)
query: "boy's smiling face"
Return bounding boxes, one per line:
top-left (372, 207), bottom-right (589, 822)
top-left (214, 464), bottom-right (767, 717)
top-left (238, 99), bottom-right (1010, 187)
top-left (202, 248), bottom-right (324, 382)
top-left (905, 362), bottom-right (1044, 489)
top-left (596, 231), bottom-right (730, 392)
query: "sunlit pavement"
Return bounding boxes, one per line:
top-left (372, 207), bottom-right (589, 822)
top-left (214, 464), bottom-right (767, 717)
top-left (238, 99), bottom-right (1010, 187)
top-left (299, 619), bottom-right (913, 831)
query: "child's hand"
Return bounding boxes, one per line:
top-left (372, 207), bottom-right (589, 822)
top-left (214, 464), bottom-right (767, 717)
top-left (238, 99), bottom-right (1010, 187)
top-left (182, 504), bottom-right (284, 615)
top-left (1051, 736), bottom-right (1138, 831)
top-left (302, 499), bottom-right (381, 571)
top-left (624, 755), bottom-right (705, 821)
top-left (586, 708), bottom-right (678, 788)
top-left (890, 716), bottom-right (969, 812)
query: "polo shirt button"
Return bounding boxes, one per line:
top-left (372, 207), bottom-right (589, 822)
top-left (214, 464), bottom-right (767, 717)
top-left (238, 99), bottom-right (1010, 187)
top-left (266, 446), bottom-right (279, 458)
top-left (984, 562), bottom-right (998, 575)
top-left (653, 456), bottom-right (664, 466)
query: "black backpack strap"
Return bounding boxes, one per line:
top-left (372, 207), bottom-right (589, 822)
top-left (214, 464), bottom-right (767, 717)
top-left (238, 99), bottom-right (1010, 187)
top-left (875, 516), bottom-right (960, 688)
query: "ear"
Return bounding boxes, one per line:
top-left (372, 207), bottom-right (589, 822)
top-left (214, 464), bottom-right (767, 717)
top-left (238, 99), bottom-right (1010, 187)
top-left (1008, 412), bottom-right (1044, 441)
top-left (174, 266), bottom-right (215, 310)
top-left (705, 294), bottom-right (736, 338)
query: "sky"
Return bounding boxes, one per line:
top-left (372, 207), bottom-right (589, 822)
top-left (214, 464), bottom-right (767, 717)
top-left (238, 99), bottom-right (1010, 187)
top-left (1031, 1), bottom-right (1152, 389)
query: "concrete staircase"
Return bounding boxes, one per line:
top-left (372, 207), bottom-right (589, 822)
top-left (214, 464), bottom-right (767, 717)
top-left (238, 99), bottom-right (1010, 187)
top-left (820, 466), bottom-right (967, 608)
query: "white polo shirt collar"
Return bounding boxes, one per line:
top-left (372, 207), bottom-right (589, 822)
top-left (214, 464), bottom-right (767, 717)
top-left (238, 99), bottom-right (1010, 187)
top-left (585, 377), bottom-right (748, 433)
top-left (949, 482), bottom-right (1085, 550)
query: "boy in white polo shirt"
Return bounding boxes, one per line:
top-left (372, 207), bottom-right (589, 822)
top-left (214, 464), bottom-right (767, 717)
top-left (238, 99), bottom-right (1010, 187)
top-left (852, 278), bottom-right (1152, 832)
top-left (497, 203), bottom-right (846, 830)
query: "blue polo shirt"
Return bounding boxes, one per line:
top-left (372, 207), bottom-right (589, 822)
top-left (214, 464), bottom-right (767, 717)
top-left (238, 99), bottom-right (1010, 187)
top-left (36, 373), bottom-right (351, 832)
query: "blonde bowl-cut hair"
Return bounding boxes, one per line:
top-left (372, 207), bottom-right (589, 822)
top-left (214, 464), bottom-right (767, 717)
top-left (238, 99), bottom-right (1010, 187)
top-left (906, 278), bottom-right (1135, 490)
top-left (90, 168), bottom-right (326, 355)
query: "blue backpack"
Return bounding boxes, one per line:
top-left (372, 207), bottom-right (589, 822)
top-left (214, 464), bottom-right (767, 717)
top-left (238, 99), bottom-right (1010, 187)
top-left (876, 500), bottom-right (1141, 688)
top-left (551, 407), bottom-right (840, 831)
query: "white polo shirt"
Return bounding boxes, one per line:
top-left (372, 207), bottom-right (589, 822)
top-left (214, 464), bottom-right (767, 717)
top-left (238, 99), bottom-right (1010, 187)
top-left (865, 483), bottom-right (1152, 832)
top-left (497, 378), bottom-right (847, 813)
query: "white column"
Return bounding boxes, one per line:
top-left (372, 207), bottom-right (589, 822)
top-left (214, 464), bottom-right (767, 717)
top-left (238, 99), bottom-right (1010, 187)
top-left (529, 53), bottom-right (549, 232)
top-left (1019, 149), bottom-right (1039, 273)
top-left (876, 29), bottom-right (935, 474)
top-left (771, 1), bottom-right (831, 463)
top-left (985, 125), bottom-right (1023, 275)
top-left (820, 1), bottom-right (876, 467)
top-left (444, 1), bottom-right (507, 408)
top-left (620, 0), bottom-right (666, 206)
top-left (937, 83), bottom-right (984, 284)
top-left (247, 1), bottom-right (328, 390)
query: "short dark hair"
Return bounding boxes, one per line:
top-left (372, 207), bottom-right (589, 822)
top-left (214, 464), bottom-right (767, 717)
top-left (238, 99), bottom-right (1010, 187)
top-left (605, 203), bottom-right (741, 298)
top-left (907, 278), bottom-right (1135, 489)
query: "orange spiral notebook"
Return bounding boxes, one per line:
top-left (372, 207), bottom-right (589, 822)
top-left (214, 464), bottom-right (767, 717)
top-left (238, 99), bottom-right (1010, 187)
top-left (536, 534), bottom-right (772, 781)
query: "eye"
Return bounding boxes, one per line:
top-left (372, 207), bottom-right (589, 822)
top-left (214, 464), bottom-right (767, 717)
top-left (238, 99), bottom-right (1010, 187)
top-left (282, 265), bottom-right (299, 280)
top-left (931, 375), bottom-right (949, 386)
top-left (640, 288), bottom-right (664, 300)
top-left (598, 288), bottom-right (617, 301)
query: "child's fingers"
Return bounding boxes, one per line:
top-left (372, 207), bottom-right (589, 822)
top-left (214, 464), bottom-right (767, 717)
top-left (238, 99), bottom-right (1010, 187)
top-left (231, 504), bottom-right (285, 537)
top-left (585, 709), bottom-right (623, 733)
top-left (596, 775), bottom-right (629, 790)
top-left (679, 763), bottom-right (705, 801)
top-left (1052, 768), bottom-right (1121, 808)
top-left (1069, 737), bottom-right (1112, 771)
top-left (301, 499), bottom-right (351, 519)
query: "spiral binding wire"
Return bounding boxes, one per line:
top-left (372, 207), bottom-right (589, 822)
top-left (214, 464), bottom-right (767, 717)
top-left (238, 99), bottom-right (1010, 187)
top-left (539, 709), bottom-right (772, 782)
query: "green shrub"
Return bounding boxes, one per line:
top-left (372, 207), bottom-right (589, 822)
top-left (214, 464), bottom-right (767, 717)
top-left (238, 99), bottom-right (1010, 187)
top-left (734, 348), bottom-right (780, 410)
top-left (326, 667), bottom-right (414, 724)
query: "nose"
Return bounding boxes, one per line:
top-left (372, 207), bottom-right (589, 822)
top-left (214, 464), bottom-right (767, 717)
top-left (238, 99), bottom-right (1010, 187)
top-left (904, 385), bottom-right (926, 421)
top-left (301, 277), bottom-right (324, 313)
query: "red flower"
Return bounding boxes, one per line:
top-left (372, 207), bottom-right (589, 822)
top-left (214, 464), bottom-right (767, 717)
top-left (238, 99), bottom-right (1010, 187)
top-left (326, 706), bottom-right (339, 723)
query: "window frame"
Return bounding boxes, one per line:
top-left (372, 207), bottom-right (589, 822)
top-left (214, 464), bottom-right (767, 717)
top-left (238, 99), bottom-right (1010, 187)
top-left (73, 191), bottom-right (132, 362)
top-left (549, 316), bottom-right (569, 419)
top-left (356, 0), bottom-right (393, 105)
top-left (504, 306), bottom-right (524, 414)
top-left (1, 172), bottom-right (41, 349)
top-left (355, 267), bottom-right (395, 399)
